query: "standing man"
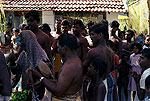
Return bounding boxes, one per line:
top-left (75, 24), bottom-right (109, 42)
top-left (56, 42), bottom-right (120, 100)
top-left (72, 19), bottom-right (89, 62)
top-left (61, 19), bottom-right (70, 34)
top-left (83, 23), bottom-right (114, 101)
top-left (28, 34), bottom-right (83, 100)
top-left (25, 10), bottom-right (52, 62)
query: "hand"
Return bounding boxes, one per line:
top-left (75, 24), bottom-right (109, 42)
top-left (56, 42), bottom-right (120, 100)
top-left (132, 71), bottom-right (141, 82)
top-left (26, 67), bottom-right (42, 79)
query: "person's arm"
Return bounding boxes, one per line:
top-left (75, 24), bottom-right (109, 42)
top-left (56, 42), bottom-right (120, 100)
top-left (132, 72), bottom-right (145, 100)
top-left (0, 51), bottom-right (12, 96)
top-left (96, 84), bottom-right (106, 101)
top-left (44, 37), bottom-right (52, 62)
top-left (83, 50), bottom-right (93, 75)
top-left (81, 38), bottom-right (89, 62)
top-left (29, 64), bottom-right (74, 96)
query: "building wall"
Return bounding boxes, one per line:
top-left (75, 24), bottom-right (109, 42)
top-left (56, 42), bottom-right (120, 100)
top-left (42, 11), bottom-right (55, 31)
top-left (106, 12), bottom-right (118, 23)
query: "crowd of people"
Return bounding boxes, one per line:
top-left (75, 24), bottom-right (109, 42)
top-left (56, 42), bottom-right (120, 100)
top-left (0, 10), bottom-right (150, 101)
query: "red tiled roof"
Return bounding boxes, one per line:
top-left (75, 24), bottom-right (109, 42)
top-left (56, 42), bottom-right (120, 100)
top-left (2, 0), bottom-right (126, 13)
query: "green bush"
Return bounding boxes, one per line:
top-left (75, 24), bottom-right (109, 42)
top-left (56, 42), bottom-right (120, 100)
top-left (9, 90), bottom-right (28, 101)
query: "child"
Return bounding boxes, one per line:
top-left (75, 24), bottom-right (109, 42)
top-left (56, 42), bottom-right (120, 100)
top-left (128, 42), bottom-right (143, 100)
top-left (118, 53), bottom-right (131, 101)
top-left (83, 58), bottom-right (106, 101)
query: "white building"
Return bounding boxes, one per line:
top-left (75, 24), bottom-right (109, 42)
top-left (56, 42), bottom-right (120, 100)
top-left (2, 0), bottom-right (127, 30)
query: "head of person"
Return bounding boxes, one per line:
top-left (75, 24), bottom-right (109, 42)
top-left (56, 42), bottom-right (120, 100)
top-left (131, 42), bottom-right (142, 54)
top-left (121, 52), bottom-right (130, 63)
top-left (6, 22), bottom-right (13, 32)
top-left (145, 35), bottom-right (150, 45)
top-left (139, 48), bottom-right (150, 70)
top-left (19, 24), bottom-right (27, 31)
top-left (61, 19), bottom-right (70, 33)
top-left (118, 31), bottom-right (125, 40)
top-left (55, 19), bottom-right (62, 30)
top-left (25, 10), bottom-right (40, 31)
top-left (13, 28), bottom-right (20, 37)
top-left (126, 30), bottom-right (134, 42)
top-left (145, 75), bottom-right (150, 93)
top-left (89, 23), bottom-right (109, 45)
top-left (99, 19), bottom-right (108, 26)
top-left (39, 23), bottom-right (51, 35)
top-left (110, 20), bottom-right (119, 31)
top-left (72, 19), bottom-right (84, 36)
top-left (87, 58), bottom-right (107, 78)
top-left (107, 40), bottom-right (114, 50)
top-left (57, 33), bottom-right (78, 58)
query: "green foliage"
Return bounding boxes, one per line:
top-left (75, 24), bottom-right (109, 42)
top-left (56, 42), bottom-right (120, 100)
top-left (128, 0), bottom-right (148, 34)
top-left (0, 1), bottom-right (6, 33)
top-left (126, 0), bottom-right (137, 5)
top-left (9, 90), bottom-right (29, 101)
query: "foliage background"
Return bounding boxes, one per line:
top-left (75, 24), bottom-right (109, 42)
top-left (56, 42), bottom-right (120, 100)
top-left (128, 0), bottom-right (149, 34)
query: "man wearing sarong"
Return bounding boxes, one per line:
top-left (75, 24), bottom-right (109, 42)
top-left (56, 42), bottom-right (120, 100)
top-left (28, 34), bottom-right (83, 101)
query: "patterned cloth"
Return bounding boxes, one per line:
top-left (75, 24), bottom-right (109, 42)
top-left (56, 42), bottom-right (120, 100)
top-left (52, 91), bottom-right (80, 101)
top-left (16, 30), bottom-right (54, 92)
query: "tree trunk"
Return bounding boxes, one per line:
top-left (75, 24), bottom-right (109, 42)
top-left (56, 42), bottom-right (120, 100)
top-left (148, 0), bottom-right (150, 34)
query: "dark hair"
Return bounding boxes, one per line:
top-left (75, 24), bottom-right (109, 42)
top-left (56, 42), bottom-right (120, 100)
top-left (141, 48), bottom-right (150, 59)
top-left (58, 33), bottom-right (78, 50)
top-left (61, 19), bottom-right (70, 26)
top-left (14, 29), bottom-right (19, 33)
top-left (91, 58), bottom-right (107, 77)
top-left (131, 42), bottom-right (143, 53)
top-left (39, 23), bottom-right (51, 32)
top-left (118, 31), bottom-right (125, 37)
top-left (90, 23), bottom-right (109, 40)
top-left (99, 19), bottom-right (108, 26)
top-left (25, 10), bottom-right (40, 22)
top-left (7, 22), bottom-right (12, 27)
top-left (107, 40), bottom-right (114, 48)
top-left (19, 24), bottom-right (27, 30)
top-left (145, 75), bottom-right (150, 89)
top-left (72, 19), bottom-right (84, 29)
top-left (86, 20), bottom-right (96, 29)
top-left (110, 20), bottom-right (120, 28)
top-left (127, 30), bottom-right (135, 38)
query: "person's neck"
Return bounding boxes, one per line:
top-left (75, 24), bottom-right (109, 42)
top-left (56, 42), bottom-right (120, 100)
top-left (75, 33), bottom-right (81, 38)
top-left (32, 28), bottom-right (39, 34)
top-left (65, 50), bottom-right (77, 61)
top-left (97, 39), bottom-right (106, 46)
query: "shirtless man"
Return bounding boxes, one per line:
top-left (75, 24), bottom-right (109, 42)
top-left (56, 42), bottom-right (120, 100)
top-left (25, 10), bottom-right (52, 62)
top-left (28, 34), bottom-right (83, 100)
top-left (39, 23), bottom-right (57, 56)
top-left (83, 23), bottom-right (114, 101)
top-left (61, 19), bottom-right (70, 34)
top-left (72, 19), bottom-right (89, 62)
top-left (83, 23), bottom-right (114, 77)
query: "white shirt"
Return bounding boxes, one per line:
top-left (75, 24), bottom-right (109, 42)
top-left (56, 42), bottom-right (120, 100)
top-left (140, 68), bottom-right (150, 89)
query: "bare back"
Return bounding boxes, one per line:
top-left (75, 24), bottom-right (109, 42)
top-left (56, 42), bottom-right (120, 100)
top-left (83, 46), bottom-right (114, 77)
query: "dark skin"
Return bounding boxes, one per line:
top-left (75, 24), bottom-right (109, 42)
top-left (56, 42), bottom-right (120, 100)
top-left (83, 65), bottom-right (106, 101)
top-left (72, 24), bottom-right (89, 62)
top-left (83, 32), bottom-right (114, 77)
top-left (28, 44), bottom-right (83, 97)
top-left (26, 16), bottom-right (52, 62)
top-left (132, 55), bottom-right (150, 100)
